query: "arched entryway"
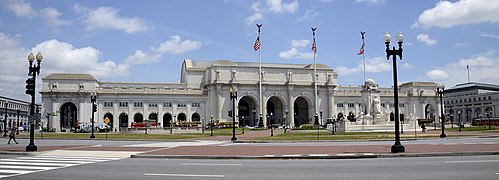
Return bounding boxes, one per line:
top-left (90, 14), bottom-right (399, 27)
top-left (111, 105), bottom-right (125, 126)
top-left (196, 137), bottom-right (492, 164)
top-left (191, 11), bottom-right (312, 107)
top-left (134, 113), bottom-right (143, 123)
top-left (149, 112), bottom-right (158, 125)
top-left (238, 96), bottom-right (258, 127)
top-left (103, 113), bottom-right (113, 129)
top-left (119, 113), bottom-right (128, 128)
top-left (266, 96), bottom-right (284, 127)
top-left (163, 113), bottom-right (172, 127)
top-left (293, 97), bottom-right (309, 127)
top-left (177, 113), bottom-right (186, 122)
top-left (191, 113), bottom-right (200, 122)
top-left (60, 102), bottom-right (77, 132)
top-left (425, 104), bottom-right (435, 119)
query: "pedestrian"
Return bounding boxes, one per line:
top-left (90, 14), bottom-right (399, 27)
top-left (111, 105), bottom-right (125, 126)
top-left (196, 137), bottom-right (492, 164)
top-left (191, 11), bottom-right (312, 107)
top-left (8, 126), bottom-right (18, 144)
top-left (421, 123), bottom-right (426, 133)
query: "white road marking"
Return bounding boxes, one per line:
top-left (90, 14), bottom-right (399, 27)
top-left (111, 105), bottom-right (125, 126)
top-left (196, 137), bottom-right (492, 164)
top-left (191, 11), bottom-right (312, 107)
top-left (0, 165), bottom-right (53, 170)
top-left (445, 160), bottom-right (499, 164)
top-left (264, 155), bottom-right (275, 157)
top-left (181, 163), bottom-right (242, 166)
top-left (309, 154), bottom-right (329, 157)
top-left (145, 173), bottom-right (224, 178)
top-left (337, 153), bottom-right (356, 156)
top-left (282, 154), bottom-right (302, 157)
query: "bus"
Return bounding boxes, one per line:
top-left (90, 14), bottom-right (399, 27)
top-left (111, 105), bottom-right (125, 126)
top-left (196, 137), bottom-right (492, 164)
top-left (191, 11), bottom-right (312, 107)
top-left (471, 117), bottom-right (499, 126)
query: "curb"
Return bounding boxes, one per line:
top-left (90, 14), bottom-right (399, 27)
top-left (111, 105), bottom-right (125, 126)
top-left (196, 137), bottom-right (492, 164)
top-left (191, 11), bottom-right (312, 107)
top-left (130, 151), bottom-right (499, 160)
top-left (0, 151), bottom-right (42, 156)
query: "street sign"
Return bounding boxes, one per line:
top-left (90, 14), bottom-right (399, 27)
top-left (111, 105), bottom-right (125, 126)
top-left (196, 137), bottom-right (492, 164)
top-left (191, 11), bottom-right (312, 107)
top-left (104, 117), bottom-right (110, 124)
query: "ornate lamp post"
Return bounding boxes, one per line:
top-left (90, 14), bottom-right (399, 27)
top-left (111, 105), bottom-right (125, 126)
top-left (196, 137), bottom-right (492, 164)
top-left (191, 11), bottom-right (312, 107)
top-left (229, 88), bottom-right (237, 141)
top-left (210, 115), bottom-right (213, 136)
top-left (436, 87), bottom-right (447, 138)
top-left (90, 92), bottom-right (97, 139)
top-left (384, 32), bottom-right (405, 153)
top-left (458, 110), bottom-right (462, 132)
top-left (26, 52), bottom-right (42, 152)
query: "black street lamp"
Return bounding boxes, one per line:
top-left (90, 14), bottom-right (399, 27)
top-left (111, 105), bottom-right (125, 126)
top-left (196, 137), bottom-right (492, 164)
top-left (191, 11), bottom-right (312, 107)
top-left (3, 101), bottom-right (7, 137)
top-left (384, 32), bottom-right (405, 153)
top-left (26, 52), bottom-right (42, 152)
top-left (320, 110), bottom-right (323, 127)
top-left (16, 109), bottom-right (20, 135)
top-left (210, 115), bottom-right (213, 136)
top-left (458, 110), bottom-right (462, 132)
top-left (45, 113), bottom-right (50, 134)
top-left (436, 87), bottom-right (447, 138)
top-left (90, 92), bottom-right (97, 139)
top-left (449, 107), bottom-right (454, 129)
top-left (284, 110), bottom-right (288, 133)
top-left (241, 116), bottom-right (245, 134)
top-left (230, 89), bottom-right (237, 141)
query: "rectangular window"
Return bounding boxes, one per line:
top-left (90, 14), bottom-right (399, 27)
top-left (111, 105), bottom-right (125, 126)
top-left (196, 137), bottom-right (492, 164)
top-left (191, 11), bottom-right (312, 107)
top-left (178, 102), bottom-right (186, 107)
top-left (192, 102), bottom-right (200, 107)
top-left (381, 103), bottom-right (385, 107)
top-left (104, 102), bottom-right (113, 107)
top-left (348, 103), bottom-right (354, 107)
top-left (336, 103), bottom-right (344, 107)
top-left (119, 102), bottom-right (128, 107)
top-left (134, 102), bottom-right (143, 107)
top-left (164, 102), bottom-right (172, 107)
top-left (399, 103), bottom-right (405, 107)
top-left (489, 96), bottom-right (492, 100)
top-left (389, 103), bottom-right (394, 107)
top-left (148, 103), bottom-right (157, 107)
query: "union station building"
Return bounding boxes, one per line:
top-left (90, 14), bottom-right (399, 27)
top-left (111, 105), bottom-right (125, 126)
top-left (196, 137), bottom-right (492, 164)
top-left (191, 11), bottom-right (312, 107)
top-left (40, 59), bottom-right (443, 132)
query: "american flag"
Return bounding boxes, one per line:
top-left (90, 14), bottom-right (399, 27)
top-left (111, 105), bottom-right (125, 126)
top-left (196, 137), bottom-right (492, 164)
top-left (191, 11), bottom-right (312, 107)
top-left (311, 38), bottom-right (317, 53)
top-left (357, 41), bottom-right (365, 55)
top-left (254, 36), bottom-right (260, 51)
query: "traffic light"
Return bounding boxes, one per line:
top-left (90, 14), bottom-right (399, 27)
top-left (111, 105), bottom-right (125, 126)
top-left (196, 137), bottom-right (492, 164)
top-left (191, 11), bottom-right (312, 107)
top-left (228, 110), bottom-right (232, 117)
top-left (25, 78), bottom-right (35, 95)
top-left (92, 104), bottom-right (98, 112)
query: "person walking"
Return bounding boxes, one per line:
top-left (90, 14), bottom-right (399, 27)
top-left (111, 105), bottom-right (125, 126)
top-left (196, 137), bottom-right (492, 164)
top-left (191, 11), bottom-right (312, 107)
top-left (8, 126), bottom-right (18, 144)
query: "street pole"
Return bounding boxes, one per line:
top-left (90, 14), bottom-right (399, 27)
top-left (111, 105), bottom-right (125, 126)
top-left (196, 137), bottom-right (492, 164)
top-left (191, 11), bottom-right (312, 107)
top-left (16, 109), bottom-right (20, 135)
top-left (3, 101), bottom-right (7, 137)
top-left (230, 89), bottom-right (237, 141)
top-left (437, 87), bottom-right (447, 138)
top-left (241, 116), bottom-right (244, 134)
top-left (384, 32), bottom-right (405, 153)
top-left (210, 115), bottom-right (213, 136)
top-left (90, 93), bottom-right (97, 139)
top-left (26, 52), bottom-right (42, 152)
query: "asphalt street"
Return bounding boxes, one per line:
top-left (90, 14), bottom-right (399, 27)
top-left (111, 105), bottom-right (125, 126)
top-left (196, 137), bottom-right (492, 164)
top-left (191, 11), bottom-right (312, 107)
top-left (2, 155), bottom-right (498, 180)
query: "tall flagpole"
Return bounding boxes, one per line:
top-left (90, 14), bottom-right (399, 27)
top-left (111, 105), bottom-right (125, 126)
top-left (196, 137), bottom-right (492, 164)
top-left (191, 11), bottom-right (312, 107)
top-left (312, 27), bottom-right (319, 125)
top-left (467, 65), bottom-right (470, 83)
top-left (361, 32), bottom-right (366, 84)
top-left (257, 24), bottom-right (263, 128)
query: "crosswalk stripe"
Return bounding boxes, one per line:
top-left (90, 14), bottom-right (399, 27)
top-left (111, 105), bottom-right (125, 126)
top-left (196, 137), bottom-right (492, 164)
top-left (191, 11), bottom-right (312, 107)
top-left (0, 155), bottom-right (122, 179)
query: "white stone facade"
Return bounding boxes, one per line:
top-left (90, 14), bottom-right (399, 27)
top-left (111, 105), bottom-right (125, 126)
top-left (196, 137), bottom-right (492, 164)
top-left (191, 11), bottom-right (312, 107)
top-left (40, 59), bottom-right (442, 132)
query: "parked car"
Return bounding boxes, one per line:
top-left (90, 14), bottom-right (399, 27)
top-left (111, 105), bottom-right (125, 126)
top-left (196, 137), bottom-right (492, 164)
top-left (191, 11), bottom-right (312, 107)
top-left (77, 122), bottom-right (110, 133)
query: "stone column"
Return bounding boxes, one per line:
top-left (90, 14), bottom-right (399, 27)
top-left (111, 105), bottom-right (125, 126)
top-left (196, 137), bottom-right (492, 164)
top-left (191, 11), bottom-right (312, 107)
top-left (128, 101), bottom-right (133, 127)
top-left (217, 84), bottom-right (223, 121)
top-left (113, 101), bottom-right (119, 132)
top-left (287, 86), bottom-right (294, 128)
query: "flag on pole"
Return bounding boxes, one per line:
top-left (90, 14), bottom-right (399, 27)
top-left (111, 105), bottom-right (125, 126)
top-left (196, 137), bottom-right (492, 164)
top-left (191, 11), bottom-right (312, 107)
top-left (254, 36), bottom-right (260, 51)
top-left (312, 38), bottom-right (317, 53)
top-left (357, 41), bottom-right (365, 55)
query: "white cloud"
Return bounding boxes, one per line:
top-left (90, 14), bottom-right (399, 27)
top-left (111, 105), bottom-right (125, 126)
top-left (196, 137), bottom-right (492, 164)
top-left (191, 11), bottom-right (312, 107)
top-left (245, 0), bottom-right (299, 25)
top-left (155, 35), bottom-right (202, 54)
top-left (453, 42), bottom-right (468, 47)
top-left (452, 56), bottom-right (495, 67)
top-left (279, 48), bottom-right (314, 59)
top-left (41, 7), bottom-right (72, 26)
top-left (355, 0), bottom-right (385, 5)
top-left (0, 32), bottom-right (128, 100)
top-left (416, 33), bottom-right (438, 45)
top-left (266, 0), bottom-right (299, 14)
top-left (298, 10), bottom-right (318, 22)
top-left (291, 39), bottom-right (310, 47)
top-left (246, 12), bottom-right (263, 25)
top-left (83, 7), bottom-right (150, 33)
top-left (426, 69), bottom-right (449, 81)
top-left (415, 0), bottom-right (499, 28)
top-left (124, 50), bottom-right (160, 65)
top-left (335, 56), bottom-right (392, 76)
top-left (481, 33), bottom-right (499, 39)
top-left (402, 62), bottom-right (414, 69)
top-left (6, 0), bottom-right (36, 18)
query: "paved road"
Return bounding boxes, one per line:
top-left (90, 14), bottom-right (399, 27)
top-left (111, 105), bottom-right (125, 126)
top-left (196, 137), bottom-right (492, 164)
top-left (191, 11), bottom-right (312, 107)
top-left (2, 155), bottom-right (498, 180)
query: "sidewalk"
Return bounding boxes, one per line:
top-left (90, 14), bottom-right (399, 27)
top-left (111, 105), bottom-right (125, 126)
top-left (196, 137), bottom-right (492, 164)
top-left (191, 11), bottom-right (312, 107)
top-left (0, 129), bottom-right (497, 160)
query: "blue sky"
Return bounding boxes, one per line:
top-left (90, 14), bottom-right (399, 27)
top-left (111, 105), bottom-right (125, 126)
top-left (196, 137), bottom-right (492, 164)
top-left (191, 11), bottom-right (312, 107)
top-left (1, 0), bottom-right (498, 101)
